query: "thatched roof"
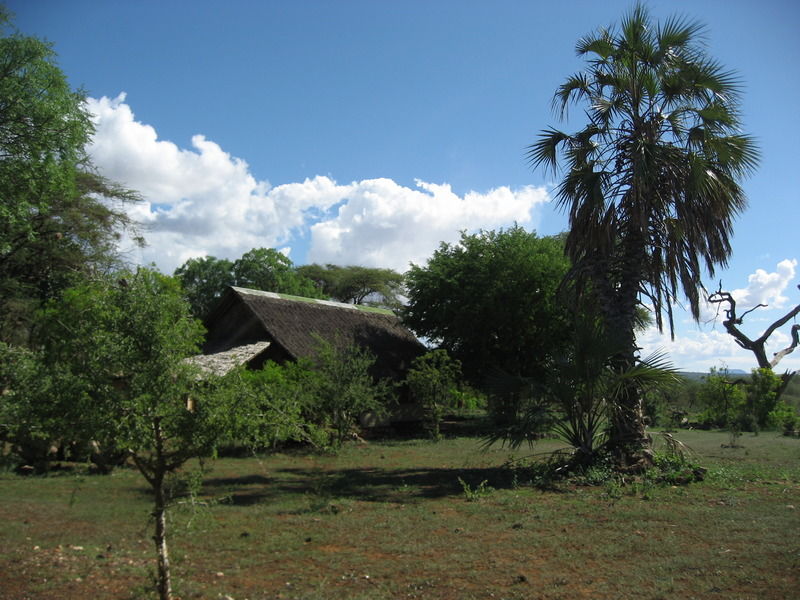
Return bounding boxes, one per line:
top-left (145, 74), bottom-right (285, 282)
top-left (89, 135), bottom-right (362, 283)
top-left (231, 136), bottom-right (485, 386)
top-left (203, 287), bottom-right (425, 379)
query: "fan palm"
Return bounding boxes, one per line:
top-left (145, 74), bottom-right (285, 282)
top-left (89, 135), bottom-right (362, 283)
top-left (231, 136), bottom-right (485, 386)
top-left (528, 4), bottom-right (758, 466)
top-left (484, 316), bottom-right (679, 470)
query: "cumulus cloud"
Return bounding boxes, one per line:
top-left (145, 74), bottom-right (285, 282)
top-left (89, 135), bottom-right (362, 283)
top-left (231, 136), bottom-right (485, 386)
top-left (86, 94), bottom-right (549, 273)
top-left (308, 178), bottom-right (548, 271)
top-left (729, 259), bottom-right (797, 309)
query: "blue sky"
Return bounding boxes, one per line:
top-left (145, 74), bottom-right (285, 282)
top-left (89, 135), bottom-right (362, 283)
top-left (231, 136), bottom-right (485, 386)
top-left (8, 0), bottom-right (799, 372)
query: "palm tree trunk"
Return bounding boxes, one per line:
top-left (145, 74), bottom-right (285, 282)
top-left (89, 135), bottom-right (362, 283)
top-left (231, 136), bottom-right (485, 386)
top-left (603, 247), bottom-right (652, 470)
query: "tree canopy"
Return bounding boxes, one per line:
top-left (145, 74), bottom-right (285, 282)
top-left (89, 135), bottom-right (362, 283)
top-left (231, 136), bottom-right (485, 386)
top-left (0, 11), bottom-right (140, 343)
top-left (174, 248), bottom-right (323, 319)
top-left (403, 226), bottom-right (572, 386)
top-left (297, 263), bottom-right (405, 309)
top-left (527, 4), bottom-right (758, 466)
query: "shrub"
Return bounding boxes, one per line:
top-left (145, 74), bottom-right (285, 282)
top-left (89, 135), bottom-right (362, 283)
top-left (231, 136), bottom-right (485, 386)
top-left (406, 350), bottom-right (463, 440)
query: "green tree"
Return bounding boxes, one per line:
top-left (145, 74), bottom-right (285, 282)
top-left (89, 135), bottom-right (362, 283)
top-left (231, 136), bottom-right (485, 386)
top-left (173, 255), bottom-right (235, 319)
top-left (744, 368), bottom-right (783, 430)
top-left (0, 342), bottom-right (62, 471)
top-left (233, 247), bottom-right (321, 298)
top-left (304, 336), bottom-right (389, 448)
top-left (406, 350), bottom-right (463, 440)
top-left (236, 360), bottom-right (326, 448)
top-left (0, 12), bottom-right (141, 343)
top-left (528, 4), bottom-right (758, 467)
top-left (695, 367), bottom-right (746, 428)
top-left (404, 226), bottom-right (571, 386)
top-left (31, 268), bottom-right (306, 600)
top-left (297, 263), bottom-right (405, 309)
top-left (174, 248), bottom-right (324, 318)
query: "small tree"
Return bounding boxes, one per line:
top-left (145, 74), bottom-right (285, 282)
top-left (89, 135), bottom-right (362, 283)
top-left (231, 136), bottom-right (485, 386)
top-left (695, 367), bottom-right (747, 429)
top-left (744, 368), bottom-right (784, 430)
top-left (33, 268), bottom-right (306, 600)
top-left (406, 350), bottom-right (462, 440)
top-left (305, 336), bottom-right (389, 448)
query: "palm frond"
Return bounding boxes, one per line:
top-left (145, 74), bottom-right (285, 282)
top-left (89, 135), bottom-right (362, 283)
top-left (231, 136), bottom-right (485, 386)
top-left (656, 15), bottom-right (704, 57)
top-left (576, 33), bottom-right (615, 59)
top-left (553, 72), bottom-right (592, 118)
top-left (526, 128), bottom-right (569, 173)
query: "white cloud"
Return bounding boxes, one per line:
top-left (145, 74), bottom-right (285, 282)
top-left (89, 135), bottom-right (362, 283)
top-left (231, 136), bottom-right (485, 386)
top-left (731, 259), bottom-right (797, 308)
top-left (308, 178), bottom-right (548, 271)
top-left (85, 93), bottom-right (550, 273)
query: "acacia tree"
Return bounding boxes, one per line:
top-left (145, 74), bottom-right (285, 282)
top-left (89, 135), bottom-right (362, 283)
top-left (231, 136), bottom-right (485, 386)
top-left (528, 4), bottom-right (758, 467)
top-left (297, 264), bottom-right (405, 309)
top-left (0, 11), bottom-right (141, 343)
top-left (35, 269), bottom-right (306, 600)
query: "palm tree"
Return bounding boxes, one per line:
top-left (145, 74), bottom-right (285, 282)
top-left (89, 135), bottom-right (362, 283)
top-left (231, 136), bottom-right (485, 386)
top-left (528, 4), bottom-right (758, 468)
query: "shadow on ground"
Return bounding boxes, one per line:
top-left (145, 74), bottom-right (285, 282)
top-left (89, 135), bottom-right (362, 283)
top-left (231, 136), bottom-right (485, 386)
top-left (201, 464), bottom-right (518, 507)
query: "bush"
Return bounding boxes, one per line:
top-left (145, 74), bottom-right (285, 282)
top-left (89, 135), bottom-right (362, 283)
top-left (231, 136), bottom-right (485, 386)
top-left (406, 350), bottom-right (463, 439)
top-left (695, 367), bottom-right (746, 428)
top-left (695, 366), bottom-right (794, 432)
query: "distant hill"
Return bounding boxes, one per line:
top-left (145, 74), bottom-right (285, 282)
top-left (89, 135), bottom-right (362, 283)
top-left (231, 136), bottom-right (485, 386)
top-left (680, 369), bottom-right (747, 382)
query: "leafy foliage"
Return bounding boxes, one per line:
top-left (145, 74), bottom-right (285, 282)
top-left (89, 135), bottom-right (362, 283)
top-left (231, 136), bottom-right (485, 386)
top-left (406, 350), bottom-right (463, 440)
top-left (404, 226), bottom-right (571, 385)
top-left (486, 317), bottom-right (680, 469)
top-left (174, 247), bottom-right (323, 319)
top-left (233, 360), bottom-right (328, 449)
top-left (303, 336), bottom-right (390, 448)
top-left (695, 366), bottom-right (795, 431)
top-left (232, 248), bottom-right (321, 299)
top-left (0, 13), bottom-right (141, 343)
top-left (173, 256), bottom-right (235, 320)
top-left (0, 343), bottom-right (61, 471)
top-left (694, 367), bottom-right (746, 428)
top-left (29, 268), bottom-right (305, 599)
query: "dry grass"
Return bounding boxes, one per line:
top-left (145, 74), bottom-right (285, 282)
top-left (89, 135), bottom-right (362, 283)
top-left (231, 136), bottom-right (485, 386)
top-left (1, 430), bottom-right (798, 599)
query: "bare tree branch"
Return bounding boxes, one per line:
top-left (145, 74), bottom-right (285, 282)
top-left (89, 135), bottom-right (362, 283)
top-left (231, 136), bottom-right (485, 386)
top-left (708, 284), bottom-right (800, 372)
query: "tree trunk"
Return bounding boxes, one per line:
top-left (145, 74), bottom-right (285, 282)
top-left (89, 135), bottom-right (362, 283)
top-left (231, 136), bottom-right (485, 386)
top-left (153, 475), bottom-right (173, 600)
top-left (148, 417), bottom-right (173, 600)
top-left (603, 246), bottom-right (652, 471)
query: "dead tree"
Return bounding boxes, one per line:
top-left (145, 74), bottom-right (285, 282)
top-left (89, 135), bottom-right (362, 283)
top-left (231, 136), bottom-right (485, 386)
top-left (708, 284), bottom-right (800, 396)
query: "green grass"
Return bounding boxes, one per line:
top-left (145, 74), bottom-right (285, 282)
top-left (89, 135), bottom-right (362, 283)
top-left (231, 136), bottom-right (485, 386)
top-left (1, 431), bottom-right (798, 599)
